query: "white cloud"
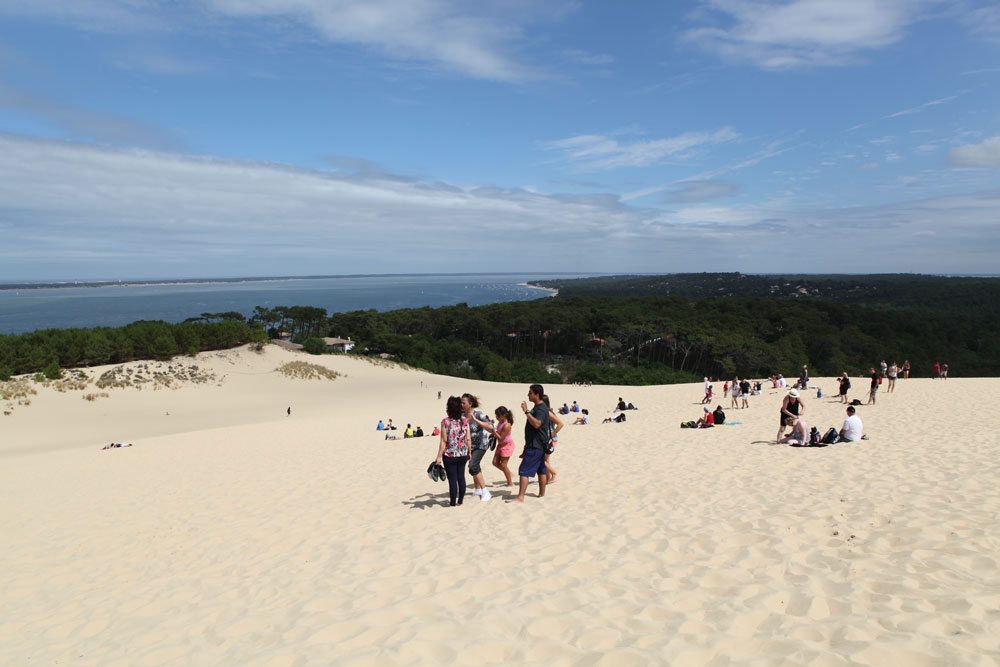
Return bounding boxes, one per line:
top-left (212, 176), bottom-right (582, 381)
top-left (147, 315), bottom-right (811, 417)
top-left (884, 95), bottom-right (957, 119)
top-left (859, 161), bottom-right (880, 170)
top-left (948, 136), bottom-right (1000, 168)
top-left (543, 127), bottom-right (739, 171)
top-left (963, 4), bottom-right (1000, 43)
top-left (0, 83), bottom-right (176, 148)
top-left (683, 0), bottom-right (917, 69)
top-left (0, 0), bottom-right (543, 81)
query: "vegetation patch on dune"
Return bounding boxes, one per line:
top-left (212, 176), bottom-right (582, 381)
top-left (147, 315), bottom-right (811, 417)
top-left (1, 378), bottom-right (37, 401)
top-left (37, 370), bottom-right (91, 392)
top-left (355, 355), bottom-right (412, 371)
top-left (96, 362), bottom-right (218, 390)
top-left (277, 361), bottom-right (342, 381)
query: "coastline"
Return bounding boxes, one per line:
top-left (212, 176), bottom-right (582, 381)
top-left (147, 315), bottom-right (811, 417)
top-left (521, 281), bottom-right (559, 297)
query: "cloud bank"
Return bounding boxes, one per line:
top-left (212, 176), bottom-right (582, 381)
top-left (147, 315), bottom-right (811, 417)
top-left (1, 133), bottom-right (997, 278)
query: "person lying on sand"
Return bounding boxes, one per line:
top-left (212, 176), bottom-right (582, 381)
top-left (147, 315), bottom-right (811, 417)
top-left (101, 442), bottom-right (133, 450)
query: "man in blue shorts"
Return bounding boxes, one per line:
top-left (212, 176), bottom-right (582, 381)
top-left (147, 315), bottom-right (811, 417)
top-left (509, 383), bottom-right (549, 504)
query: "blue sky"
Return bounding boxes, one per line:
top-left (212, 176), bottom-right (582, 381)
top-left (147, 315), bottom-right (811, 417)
top-left (0, 0), bottom-right (998, 279)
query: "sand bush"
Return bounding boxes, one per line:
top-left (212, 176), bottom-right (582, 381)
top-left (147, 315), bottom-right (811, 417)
top-left (0, 379), bottom-right (37, 402)
top-left (277, 361), bottom-right (342, 381)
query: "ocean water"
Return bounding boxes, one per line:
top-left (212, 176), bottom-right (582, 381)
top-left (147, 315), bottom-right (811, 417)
top-left (0, 274), bottom-right (568, 334)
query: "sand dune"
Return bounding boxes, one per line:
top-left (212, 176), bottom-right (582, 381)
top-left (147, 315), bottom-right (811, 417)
top-left (1, 345), bottom-right (998, 665)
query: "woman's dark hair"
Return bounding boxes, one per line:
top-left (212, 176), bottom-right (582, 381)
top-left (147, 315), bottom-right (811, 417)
top-left (461, 393), bottom-right (479, 409)
top-left (541, 394), bottom-right (551, 408)
top-left (495, 406), bottom-right (514, 425)
top-left (446, 396), bottom-right (462, 420)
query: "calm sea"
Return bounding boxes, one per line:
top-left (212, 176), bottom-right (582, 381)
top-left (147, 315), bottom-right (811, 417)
top-left (0, 274), bottom-right (573, 334)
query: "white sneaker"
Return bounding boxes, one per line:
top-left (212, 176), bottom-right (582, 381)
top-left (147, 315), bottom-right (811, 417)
top-left (472, 488), bottom-right (482, 496)
top-left (480, 489), bottom-right (492, 501)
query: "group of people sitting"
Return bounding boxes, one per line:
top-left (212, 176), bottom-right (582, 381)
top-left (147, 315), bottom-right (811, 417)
top-left (557, 401), bottom-right (582, 415)
top-left (378, 419), bottom-right (438, 440)
top-left (776, 388), bottom-right (866, 446)
top-left (681, 404), bottom-right (727, 428)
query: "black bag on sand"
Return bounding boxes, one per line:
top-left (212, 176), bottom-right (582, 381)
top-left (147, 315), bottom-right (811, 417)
top-left (821, 427), bottom-right (840, 445)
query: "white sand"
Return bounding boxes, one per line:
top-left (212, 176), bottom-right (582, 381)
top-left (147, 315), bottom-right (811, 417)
top-left (2, 345), bottom-right (998, 665)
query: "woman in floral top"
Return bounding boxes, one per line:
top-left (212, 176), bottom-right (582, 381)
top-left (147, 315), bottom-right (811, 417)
top-left (435, 395), bottom-right (471, 507)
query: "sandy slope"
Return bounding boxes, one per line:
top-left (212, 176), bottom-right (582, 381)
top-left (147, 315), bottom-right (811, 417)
top-left (1, 346), bottom-right (998, 665)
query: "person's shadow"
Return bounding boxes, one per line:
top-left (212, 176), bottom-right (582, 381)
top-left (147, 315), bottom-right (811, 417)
top-left (750, 440), bottom-right (784, 446)
top-left (401, 492), bottom-right (451, 510)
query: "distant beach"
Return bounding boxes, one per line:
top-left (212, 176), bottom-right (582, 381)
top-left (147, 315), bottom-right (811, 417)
top-left (0, 273), bottom-right (584, 334)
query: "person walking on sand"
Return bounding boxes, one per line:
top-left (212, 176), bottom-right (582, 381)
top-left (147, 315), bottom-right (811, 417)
top-left (887, 362), bottom-right (898, 393)
top-left (702, 377), bottom-right (712, 404)
top-left (541, 394), bottom-right (565, 485)
top-left (776, 388), bottom-right (804, 443)
top-left (932, 361), bottom-right (941, 379)
top-left (902, 359), bottom-right (911, 380)
top-left (740, 378), bottom-right (751, 409)
top-left (867, 368), bottom-right (879, 405)
top-left (730, 377), bottom-right (741, 410)
top-left (509, 384), bottom-right (550, 504)
top-left (462, 393), bottom-right (494, 502)
top-left (491, 406), bottom-right (516, 486)
top-left (435, 396), bottom-right (471, 507)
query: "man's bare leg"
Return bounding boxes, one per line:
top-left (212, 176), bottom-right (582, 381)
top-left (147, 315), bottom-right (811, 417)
top-left (508, 476), bottom-right (530, 503)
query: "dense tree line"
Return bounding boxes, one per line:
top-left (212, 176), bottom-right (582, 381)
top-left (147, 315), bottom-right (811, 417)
top-left (4, 274), bottom-right (998, 384)
top-left (0, 320), bottom-right (268, 380)
top-left (536, 273), bottom-right (1000, 311)
top-left (324, 295), bottom-right (999, 382)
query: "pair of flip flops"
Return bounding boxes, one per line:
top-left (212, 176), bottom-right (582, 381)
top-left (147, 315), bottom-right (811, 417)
top-left (426, 462), bottom-right (446, 482)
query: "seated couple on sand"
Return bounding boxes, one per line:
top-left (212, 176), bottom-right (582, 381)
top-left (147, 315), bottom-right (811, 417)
top-left (681, 405), bottom-right (725, 428)
top-left (615, 397), bottom-right (637, 411)
top-left (558, 401), bottom-right (582, 415)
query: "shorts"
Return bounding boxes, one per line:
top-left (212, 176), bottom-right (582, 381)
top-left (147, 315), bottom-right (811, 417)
top-left (468, 448), bottom-right (488, 475)
top-left (518, 446), bottom-right (547, 478)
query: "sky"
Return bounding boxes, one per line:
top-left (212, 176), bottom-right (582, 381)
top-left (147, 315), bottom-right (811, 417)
top-left (0, 0), bottom-right (998, 280)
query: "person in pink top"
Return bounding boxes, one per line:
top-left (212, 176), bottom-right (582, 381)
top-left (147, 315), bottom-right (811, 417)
top-left (491, 406), bottom-right (516, 487)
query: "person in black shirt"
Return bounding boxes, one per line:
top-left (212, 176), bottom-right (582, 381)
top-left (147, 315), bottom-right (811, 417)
top-left (867, 368), bottom-right (879, 405)
top-left (712, 405), bottom-right (726, 425)
top-left (838, 372), bottom-right (851, 404)
top-left (509, 384), bottom-right (550, 504)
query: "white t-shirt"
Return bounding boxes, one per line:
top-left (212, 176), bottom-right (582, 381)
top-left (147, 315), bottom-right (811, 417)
top-left (841, 415), bottom-right (864, 441)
